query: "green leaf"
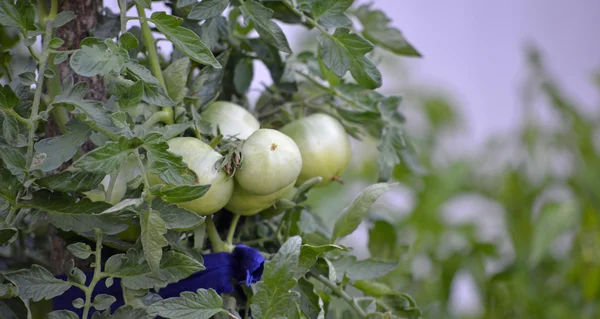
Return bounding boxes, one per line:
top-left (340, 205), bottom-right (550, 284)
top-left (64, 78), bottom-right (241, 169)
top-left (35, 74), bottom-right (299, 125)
top-left (318, 28), bottom-right (381, 89)
top-left (189, 51), bottom-right (229, 108)
top-left (18, 72), bottom-right (35, 86)
top-left (0, 225), bottom-right (17, 247)
top-left (149, 198), bottom-right (205, 230)
top-left (0, 145), bottom-right (26, 179)
top-left (0, 0), bottom-right (34, 34)
top-left (297, 244), bottom-right (344, 277)
top-left (188, 0), bottom-right (229, 20)
top-left (36, 170), bottom-right (104, 192)
top-left (74, 137), bottom-right (141, 173)
top-left (0, 298), bottom-right (30, 319)
top-left (332, 183), bottom-right (397, 241)
top-left (152, 184), bottom-right (211, 203)
top-left (140, 209), bottom-right (168, 274)
top-left (119, 32), bottom-right (139, 51)
top-left (118, 80), bottom-right (144, 110)
top-left (0, 283), bottom-right (18, 298)
top-left (368, 220), bottom-right (397, 260)
top-left (107, 305), bottom-right (152, 319)
top-left (70, 44), bottom-right (128, 77)
top-left (93, 294), bottom-right (116, 311)
top-left (49, 37), bottom-right (64, 49)
top-left (47, 310), bottom-right (79, 319)
top-left (3, 265), bottom-right (71, 302)
top-left (150, 12), bottom-right (220, 68)
top-left (377, 125), bottom-right (405, 181)
top-left (197, 16), bottom-right (229, 50)
top-left (2, 115), bottom-right (19, 146)
top-left (67, 242), bottom-right (92, 259)
top-left (295, 278), bottom-right (325, 319)
top-left (125, 62), bottom-right (175, 107)
top-left (251, 236), bottom-right (302, 319)
top-left (44, 68), bottom-right (56, 79)
top-left (352, 280), bottom-right (395, 298)
top-left (163, 57), bottom-right (191, 103)
top-left (332, 256), bottom-right (398, 281)
top-left (22, 190), bottom-right (127, 235)
top-left (239, 0), bottom-right (292, 53)
top-left (53, 52), bottom-right (69, 65)
top-left (144, 140), bottom-right (197, 185)
top-left (530, 201), bottom-right (579, 267)
top-left (177, 0), bottom-right (198, 8)
top-left (149, 288), bottom-right (226, 319)
top-left (354, 4), bottom-right (421, 57)
top-left (233, 57), bottom-right (253, 94)
top-left (310, 0), bottom-right (352, 28)
top-left (32, 121), bottom-right (91, 172)
top-left (0, 84), bottom-right (19, 109)
top-left (0, 167), bottom-right (21, 204)
top-left (52, 11), bottom-right (74, 28)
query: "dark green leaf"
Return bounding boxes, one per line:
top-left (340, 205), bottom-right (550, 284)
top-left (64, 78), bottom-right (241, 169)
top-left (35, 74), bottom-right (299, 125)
top-left (150, 12), bottom-right (220, 68)
top-left (3, 265), bottom-right (71, 302)
top-left (0, 84), bottom-right (19, 109)
top-left (297, 244), bottom-right (344, 277)
top-left (149, 288), bottom-right (226, 319)
top-left (22, 190), bottom-right (127, 235)
top-left (177, 0), bottom-right (198, 8)
top-left (354, 4), bottom-right (421, 57)
top-left (0, 0), bottom-right (33, 34)
top-left (125, 62), bottom-right (175, 107)
top-left (140, 209), bottom-right (168, 274)
top-left (239, 0), bottom-right (292, 53)
top-left (197, 16), bottom-right (229, 50)
top-left (0, 225), bottom-right (17, 247)
top-left (189, 51), bottom-right (229, 108)
top-left (32, 121), bottom-right (91, 172)
top-left (188, 0), bottom-right (229, 20)
top-left (118, 80), bottom-right (144, 110)
top-left (1, 115), bottom-right (19, 146)
top-left (74, 137), bottom-right (141, 173)
top-left (17, 72), bottom-right (35, 86)
top-left (310, 0), bottom-right (352, 28)
top-left (93, 8), bottom-right (121, 39)
top-left (295, 278), bottom-right (324, 319)
top-left (332, 183), bottom-right (397, 241)
top-left (0, 167), bottom-right (21, 204)
top-left (135, 0), bottom-right (151, 8)
top-left (93, 294), bottom-right (116, 311)
top-left (36, 170), bottom-right (104, 192)
top-left (318, 28), bottom-right (381, 89)
top-left (52, 11), bottom-right (74, 28)
top-left (149, 198), bottom-right (205, 230)
top-left (0, 145), bottom-right (26, 179)
top-left (67, 242), bottom-right (92, 259)
top-left (70, 44), bottom-right (128, 77)
top-left (251, 236), bottom-right (302, 319)
top-left (152, 184), bottom-right (211, 203)
top-left (233, 57), bottom-right (253, 94)
top-left (119, 32), bottom-right (139, 51)
top-left (0, 298), bottom-right (30, 319)
top-left (144, 141), bottom-right (197, 185)
top-left (163, 57), bottom-right (191, 103)
top-left (47, 310), bottom-right (79, 319)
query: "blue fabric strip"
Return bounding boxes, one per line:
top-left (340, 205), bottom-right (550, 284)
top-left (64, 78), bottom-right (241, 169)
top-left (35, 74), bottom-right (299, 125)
top-left (52, 245), bottom-right (264, 316)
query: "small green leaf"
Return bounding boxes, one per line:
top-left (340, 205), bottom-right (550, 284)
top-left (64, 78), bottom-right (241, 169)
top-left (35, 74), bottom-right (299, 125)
top-left (72, 298), bottom-right (84, 309)
top-left (119, 32), bottom-right (139, 50)
top-left (239, 0), bottom-right (292, 53)
top-left (318, 28), bottom-right (381, 89)
top-left (49, 37), bottom-right (64, 49)
top-left (295, 278), bottom-right (325, 319)
top-left (0, 225), bottom-right (17, 247)
top-left (352, 280), bottom-right (395, 298)
top-left (0, 145), bottom-right (26, 179)
top-left (135, 0), bottom-right (151, 9)
top-left (93, 294), bottom-right (116, 311)
top-left (332, 256), bottom-right (398, 281)
top-left (74, 137), bottom-right (141, 173)
top-left (17, 72), bottom-right (35, 86)
top-left (2, 115), bottom-right (19, 147)
top-left (251, 236), bottom-right (302, 319)
top-left (140, 209), bottom-right (168, 274)
top-left (297, 244), bottom-right (345, 277)
top-left (70, 44), bottom-right (129, 77)
top-left (163, 57), bottom-right (191, 103)
top-left (152, 184), bottom-right (211, 203)
top-left (189, 51), bottom-right (229, 108)
top-left (332, 183), bottom-right (397, 241)
top-left (52, 11), bottom-right (74, 28)
top-left (43, 68), bottom-right (56, 78)
top-left (0, 167), bottom-right (21, 204)
top-left (66, 242), bottom-right (92, 259)
top-left (149, 198), bottom-right (205, 230)
top-left (233, 57), bottom-right (253, 94)
top-left (150, 12), bottom-right (220, 68)
top-left (310, 0), bottom-right (352, 28)
top-left (0, 297), bottom-right (30, 319)
top-left (3, 265), bottom-right (71, 302)
top-left (149, 288), bottom-right (226, 319)
top-left (144, 140), bottom-right (197, 185)
top-left (188, 0), bottom-right (229, 20)
top-left (0, 84), bottom-right (19, 109)
top-left (36, 170), bottom-right (105, 192)
top-left (125, 62), bottom-right (175, 107)
top-left (530, 201), bottom-right (579, 267)
top-left (197, 16), bottom-right (229, 50)
top-left (118, 80), bottom-right (144, 110)
top-left (32, 121), bottom-right (91, 172)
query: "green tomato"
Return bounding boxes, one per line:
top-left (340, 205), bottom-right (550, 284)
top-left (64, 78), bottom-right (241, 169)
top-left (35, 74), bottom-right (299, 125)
top-left (235, 129), bottom-right (302, 195)
top-left (83, 153), bottom-right (139, 205)
top-left (148, 137), bottom-right (234, 215)
top-left (225, 181), bottom-right (295, 216)
top-left (280, 113), bottom-right (351, 187)
top-left (201, 101), bottom-right (260, 139)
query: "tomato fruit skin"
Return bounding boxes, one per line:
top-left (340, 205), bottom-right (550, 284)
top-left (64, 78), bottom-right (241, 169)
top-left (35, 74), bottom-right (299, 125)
top-left (147, 137), bottom-right (234, 215)
top-left (201, 101), bottom-right (260, 140)
top-left (280, 113), bottom-right (351, 187)
top-left (225, 181), bottom-right (295, 216)
top-left (235, 129), bottom-right (302, 195)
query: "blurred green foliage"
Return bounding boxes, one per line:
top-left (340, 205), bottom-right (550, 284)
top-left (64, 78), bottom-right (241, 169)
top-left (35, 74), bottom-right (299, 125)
top-left (308, 48), bottom-right (600, 318)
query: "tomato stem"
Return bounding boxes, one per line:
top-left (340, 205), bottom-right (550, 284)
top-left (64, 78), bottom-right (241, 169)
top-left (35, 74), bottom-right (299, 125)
top-left (205, 215), bottom-right (226, 252)
top-left (332, 176), bottom-right (344, 184)
top-left (226, 214), bottom-right (241, 246)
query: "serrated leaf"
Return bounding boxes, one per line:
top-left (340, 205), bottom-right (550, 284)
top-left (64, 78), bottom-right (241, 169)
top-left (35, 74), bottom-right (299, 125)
top-left (2, 115), bottom-right (19, 146)
top-left (332, 183), bottom-right (397, 241)
top-left (0, 84), bottom-right (19, 109)
top-left (149, 288), bottom-right (225, 319)
top-left (251, 236), bottom-right (302, 319)
top-left (111, 305), bottom-right (152, 319)
top-left (163, 57), bottom-right (190, 103)
top-left (152, 184), bottom-right (211, 203)
top-left (118, 80), bottom-right (144, 110)
top-left (377, 126), bottom-right (405, 181)
top-left (318, 28), bottom-right (381, 89)
top-left (0, 297), bottom-right (30, 319)
top-left (197, 16), bottom-right (229, 50)
top-left (47, 310), bottom-right (79, 319)
top-left (0, 0), bottom-right (34, 35)
top-left (190, 51), bottom-right (229, 108)
top-left (70, 44), bottom-right (128, 77)
top-left (150, 12), bottom-right (220, 68)
top-left (144, 141), bottom-right (197, 185)
top-left (140, 209), bottom-right (168, 274)
top-left (93, 294), bottom-right (116, 311)
top-left (52, 11), bottom-right (74, 28)
top-left (188, 0), bottom-right (229, 20)
top-left (32, 121), bottom-right (91, 172)
top-left (149, 198), bottom-right (205, 230)
top-left (119, 32), bottom-right (139, 51)
top-left (67, 242), bottom-right (92, 259)
top-left (74, 137), bottom-right (141, 173)
top-left (297, 244), bottom-right (344, 277)
top-left (240, 0), bottom-right (292, 53)
top-left (22, 190), bottom-right (127, 235)
top-left (3, 265), bottom-right (71, 302)
top-left (125, 62), bottom-right (175, 107)
top-left (354, 4), bottom-right (421, 57)
top-left (310, 0), bottom-right (352, 28)
top-left (0, 145), bottom-right (26, 179)
top-left (36, 170), bottom-right (105, 192)
top-left (233, 57), bottom-right (253, 94)
top-left (295, 278), bottom-right (325, 319)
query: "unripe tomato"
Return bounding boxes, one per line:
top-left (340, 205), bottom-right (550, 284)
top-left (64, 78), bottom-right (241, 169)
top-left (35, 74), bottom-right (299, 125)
top-left (200, 101), bottom-right (260, 140)
top-left (235, 129), bottom-right (302, 195)
top-left (225, 181), bottom-right (295, 216)
top-left (148, 137), bottom-right (234, 215)
top-left (280, 113), bottom-right (351, 187)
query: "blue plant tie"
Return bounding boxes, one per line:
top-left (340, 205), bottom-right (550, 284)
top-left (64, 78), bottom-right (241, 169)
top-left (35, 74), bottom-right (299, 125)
top-left (52, 245), bottom-right (265, 316)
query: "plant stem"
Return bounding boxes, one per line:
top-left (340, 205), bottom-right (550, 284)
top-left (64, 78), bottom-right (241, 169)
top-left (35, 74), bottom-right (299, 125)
top-left (134, 151), bottom-right (152, 192)
top-left (226, 214), bottom-right (241, 246)
top-left (281, 0), bottom-right (330, 36)
top-left (4, 109), bottom-right (32, 128)
top-left (81, 231), bottom-right (103, 319)
top-left (314, 274), bottom-right (367, 318)
top-left (142, 110), bottom-right (172, 129)
top-left (118, 0), bottom-right (127, 34)
top-left (205, 215), bottom-right (226, 252)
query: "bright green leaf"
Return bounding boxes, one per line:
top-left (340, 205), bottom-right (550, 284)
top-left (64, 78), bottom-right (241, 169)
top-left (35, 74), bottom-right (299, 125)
top-left (152, 184), bottom-right (211, 203)
top-left (144, 140), bottom-right (197, 185)
top-left (119, 32), bottom-right (139, 51)
top-left (74, 137), bottom-right (141, 173)
top-left (149, 288), bottom-right (226, 319)
top-left (49, 37), bottom-right (64, 49)
top-left (149, 198), bottom-right (205, 230)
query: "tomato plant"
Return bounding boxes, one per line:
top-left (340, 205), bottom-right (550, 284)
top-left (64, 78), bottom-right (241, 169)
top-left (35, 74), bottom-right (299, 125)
top-left (0, 0), bottom-right (422, 318)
